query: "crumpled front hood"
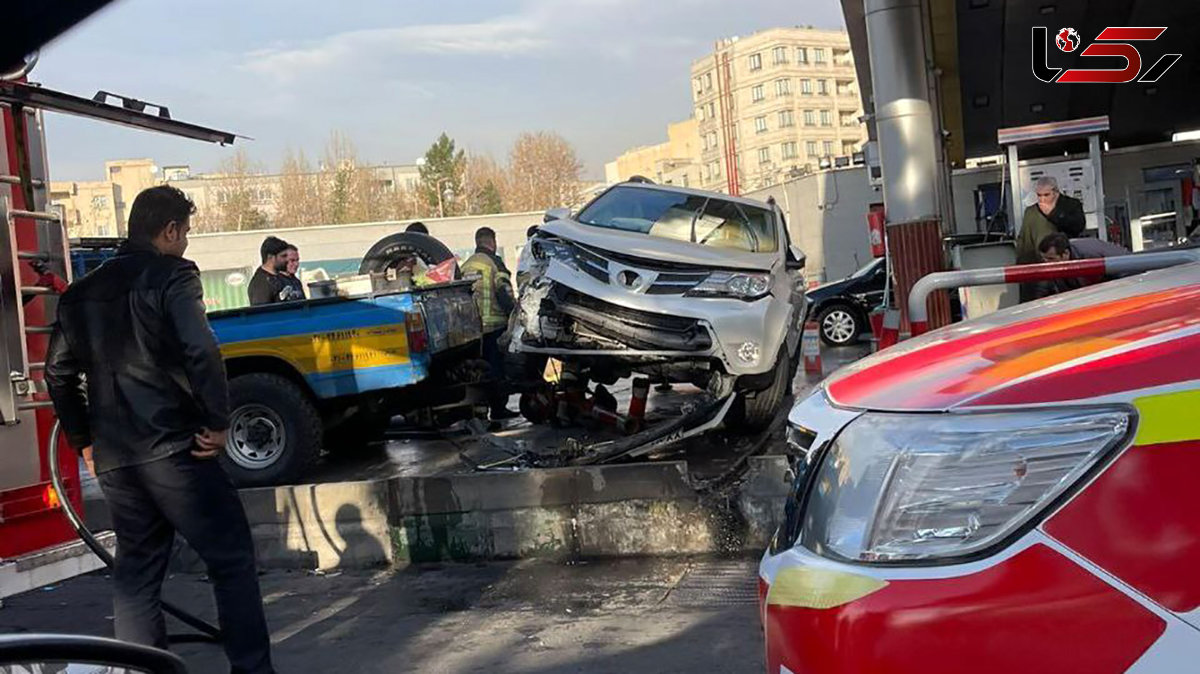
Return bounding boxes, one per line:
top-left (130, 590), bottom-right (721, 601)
top-left (823, 263), bottom-right (1200, 411)
top-left (539, 218), bottom-right (777, 271)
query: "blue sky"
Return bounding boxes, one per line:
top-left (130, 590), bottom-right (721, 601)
top-left (38, 0), bottom-right (844, 181)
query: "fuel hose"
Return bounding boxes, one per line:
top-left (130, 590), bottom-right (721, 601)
top-left (48, 420), bottom-right (222, 644)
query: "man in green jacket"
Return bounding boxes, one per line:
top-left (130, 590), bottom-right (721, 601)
top-left (1016, 176), bottom-right (1086, 301)
top-left (462, 227), bottom-right (518, 420)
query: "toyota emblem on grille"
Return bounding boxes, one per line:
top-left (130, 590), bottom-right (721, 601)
top-left (618, 270), bottom-right (642, 289)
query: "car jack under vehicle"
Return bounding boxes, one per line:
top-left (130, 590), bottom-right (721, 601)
top-left (459, 371), bottom-right (737, 470)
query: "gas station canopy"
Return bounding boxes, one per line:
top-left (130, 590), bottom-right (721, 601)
top-left (842, 0), bottom-right (1200, 163)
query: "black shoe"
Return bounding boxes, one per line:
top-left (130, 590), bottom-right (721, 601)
top-left (490, 408), bottom-right (520, 421)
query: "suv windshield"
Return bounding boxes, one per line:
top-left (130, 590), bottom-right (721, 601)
top-left (576, 185), bottom-right (778, 253)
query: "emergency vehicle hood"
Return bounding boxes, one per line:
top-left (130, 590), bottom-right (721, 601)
top-left (823, 262), bottom-right (1200, 412)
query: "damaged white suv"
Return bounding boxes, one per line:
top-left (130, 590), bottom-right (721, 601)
top-left (511, 180), bottom-right (808, 431)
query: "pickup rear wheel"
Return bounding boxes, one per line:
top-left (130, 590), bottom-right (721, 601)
top-left (221, 373), bottom-right (322, 487)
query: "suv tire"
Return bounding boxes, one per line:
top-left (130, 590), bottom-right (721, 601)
top-left (727, 350), bottom-right (793, 433)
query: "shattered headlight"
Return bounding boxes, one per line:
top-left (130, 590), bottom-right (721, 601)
top-left (685, 271), bottom-right (771, 300)
top-left (802, 407), bottom-right (1131, 563)
top-left (531, 238), bottom-right (576, 266)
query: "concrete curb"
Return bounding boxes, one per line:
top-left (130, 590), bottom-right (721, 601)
top-left (232, 457), bottom-right (791, 570)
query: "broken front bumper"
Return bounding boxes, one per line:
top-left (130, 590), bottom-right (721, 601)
top-left (514, 258), bottom-right (788, 377)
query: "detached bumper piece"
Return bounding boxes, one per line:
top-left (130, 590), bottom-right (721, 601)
top-left (540, 285), bottom-right (712, 352)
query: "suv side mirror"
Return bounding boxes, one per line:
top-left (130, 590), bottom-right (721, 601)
top-left (786, 245), bottom-right (806, 271)
top-left (544, 207), bottom-right (571, 223)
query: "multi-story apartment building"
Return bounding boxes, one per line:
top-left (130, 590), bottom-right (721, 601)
top-left (691, 27), bottom-right (867, 194)
top-left (604, 118), bottom-right (703, 188)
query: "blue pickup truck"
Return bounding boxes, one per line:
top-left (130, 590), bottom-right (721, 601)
top-left (70, 239), bottom-right (484, 486)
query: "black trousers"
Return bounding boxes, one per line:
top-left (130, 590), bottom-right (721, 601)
top-left (481, 328), bottom-right (509, 413)
top-left (98, 451), bottom-right (274, 674)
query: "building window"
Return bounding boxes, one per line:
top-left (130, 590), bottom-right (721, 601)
top-left (782, 141), bottom-right (798, 160)
top-left (707, 102), bottom-right (716, 118)
top-left (758, 147), bottom-right (772, 164)
top-left (804, 109), bottom-right (816, 126)
top-left (823, 140), bottom-right (834, 156)
top-left (705, 72), bottom-right (714, 91)
top-left (840, 111), bottom-right (858, 127)
top-left (696, 106), bottom-right (705, 121)
top-left (752, 84), bottom-right (765, 102)
top-left (773, 46), bottom-right (788, 65)
top-left (806, 141), bottom-right (818, 157)
top-left (755, 116), bottom-right (768, 134)
top-left (707, 132), bottom-right (718, 150)
top-left (682, 174), bottom-right (689, 187)
top-left (843, 141), bottom-right (858, 155)
top-left (775, 78), bottom-right (791, 96)
top-left (820, 110), bottom-right (832, 127)
top-left (817, 79), bottom-right (828, 95)
top-left (694, 78), bottom-right (703, 100)
top-left (749, 53), bottom-right (763, 71)
top-left (109, 166), bottom-right (122, 176)
top-left (709, 161), bottom-right (722, 179)
top-left (797, 47), bottom-right (808, 64)
top-left (800, 79), bottom-right (813, 95)
top-left (778, 109), bottom-right (795, 127)
top-left (814, 48), bottom-right (827, 64)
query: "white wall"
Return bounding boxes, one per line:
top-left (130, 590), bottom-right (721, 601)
top-left (186, 211), bottom-right (543, 273)
top-left (744, 166), bottom-right (880, 284)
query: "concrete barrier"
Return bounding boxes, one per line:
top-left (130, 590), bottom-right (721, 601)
top-left (208, 457), bottom-right (795, 570)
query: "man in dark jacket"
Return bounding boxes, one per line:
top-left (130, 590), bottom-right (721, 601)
top-left (45, 186), bottom-right (274, 674)
top-left (247, 235), bottom-right (291, 306)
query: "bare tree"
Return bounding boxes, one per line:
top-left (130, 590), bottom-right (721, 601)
top-left (321, 131), bottom-right (387, 224)
top-left (202, 149), bottom-right (270, 233)
top-left (461, 153), bottom-right (508, 215)
top-left (505, 131), bottom-right (583, 213)
top-left (276, 148), bottom-right (324, 227)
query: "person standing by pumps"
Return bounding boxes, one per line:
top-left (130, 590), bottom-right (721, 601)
top-left (462, 226), bottom-right (518, 420)
top-left (1016, 176), bottom-right (1086, 301)
top-left (247, 235), bottom-right (291, 306)
top-left (45, 186), bottom-right (275, 674)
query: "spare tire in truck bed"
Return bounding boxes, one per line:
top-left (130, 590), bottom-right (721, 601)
top-left (359, 232), bottom-right (455, 274)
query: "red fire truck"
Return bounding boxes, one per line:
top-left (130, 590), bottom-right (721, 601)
top-left (0, 54), bottom-right (237, 590)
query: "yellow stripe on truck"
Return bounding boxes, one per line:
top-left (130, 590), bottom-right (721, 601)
top-left (220, 325), bottom-right (411, 375)
top-left (1133, 389), bottom-right (1200, 447)
top-left (766, 566), bottom-right (888, 610)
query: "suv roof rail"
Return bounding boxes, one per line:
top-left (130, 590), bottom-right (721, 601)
top-left (626, 175), bottom-right (655, 184)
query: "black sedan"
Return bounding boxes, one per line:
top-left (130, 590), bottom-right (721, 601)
top-left (805, 257), bottom-right (886, 346)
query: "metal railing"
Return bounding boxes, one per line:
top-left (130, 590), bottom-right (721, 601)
top-left (908, 250), bottom-right (1200, 336)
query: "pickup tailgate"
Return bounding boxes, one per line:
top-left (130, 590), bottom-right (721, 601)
top-left (413, 280), bottom-right (483, 354)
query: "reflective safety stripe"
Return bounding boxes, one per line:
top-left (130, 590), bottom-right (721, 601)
top-left (1133, 389), bottom-right (1200, 446)
top-left (765, 566), bottom-right (887, 609)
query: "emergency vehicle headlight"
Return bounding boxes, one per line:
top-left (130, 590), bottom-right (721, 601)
top-left (801, 407), bottom-right (1131, 563)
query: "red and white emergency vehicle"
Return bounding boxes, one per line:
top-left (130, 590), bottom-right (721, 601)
top-left (761, 257), bottom-right (1200, 672)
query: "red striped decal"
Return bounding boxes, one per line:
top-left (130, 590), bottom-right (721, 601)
top-left (1046, 440), bottom-right (1200, 613)
top-left (827, 285), bottom-right (1200, 410)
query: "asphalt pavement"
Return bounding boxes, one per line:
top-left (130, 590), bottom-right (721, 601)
top-left (1, 556), bottom-right (764, 673)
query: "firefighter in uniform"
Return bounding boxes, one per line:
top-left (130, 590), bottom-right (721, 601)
top-left (461, 227), bottom-right (518, 420)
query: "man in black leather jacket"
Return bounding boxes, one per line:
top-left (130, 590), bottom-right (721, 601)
top-left (45, 186), bottom-right (274, 674)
